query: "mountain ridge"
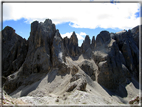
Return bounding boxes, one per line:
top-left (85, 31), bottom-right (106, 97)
top-left (2, 19), bottom-right (141, 105)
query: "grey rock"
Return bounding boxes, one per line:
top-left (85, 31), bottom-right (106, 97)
top-left (113, 30), bottom-right (139, 80)
top-left (63, 32), bottom-right (81, 57)
top-left (3, 19), bottom-right (56, 93)
top-left (96, 31), bottom-right (111, 48)
top-left (63, 37), bottom-right (70, 56)
top-left (67, 73), bottom-right (87, 92)
top-left (25, 19), bottom-right (56, 73)
top-left (81, 35), bottom-right (91, 53)
top-left (131, 25), bottom-right (142, 48)
top-left (91, 36), bottom-right (96, 50)
top-left (2, 18), bottom-right (141, 95)
top-left (52, 30), bottom-right (65, 67)
top-left (92, 51), bottom-right (108, 65)
top-left (79, 60), bottom-right (98, 81)
top-left (70, 65), bottom-right (79, 76)
top-left (2, 26), bottom-right (28, 77)
top-left (94, 38), bottom-right (131, 89)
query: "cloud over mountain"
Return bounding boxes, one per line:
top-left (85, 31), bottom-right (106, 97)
top-left (3, 3), bottom-right (140, 30)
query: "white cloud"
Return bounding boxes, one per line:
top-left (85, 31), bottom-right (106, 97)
top-left (61, 32), bottom-right (86, 40)
top-left (3, 3), bottom-right (140, 30)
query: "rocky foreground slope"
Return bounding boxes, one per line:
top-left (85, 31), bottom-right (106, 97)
top-left (1, 19), bottom-right (142, 105)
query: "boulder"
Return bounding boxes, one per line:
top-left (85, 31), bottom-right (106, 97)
top-left (67, 72), bottom-right (87, 92)
top-left (78, 60), bottom-right (98, 81)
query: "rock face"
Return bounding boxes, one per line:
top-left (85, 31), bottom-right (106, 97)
top-left (52, 30), bottom-right (65, 67)
top-left (22, 19), bottom-right (56, 75)
top-left (94, 39), bottom-right (131, 89)
top-left (2, 26), bottom-right (28, 77)
top-left (96, 31), bottom-right (111, 48)
top-left (81, 35), bottom-right (91, 53)
top-left (2, 19), bottom-right (141, 98)
top-left (131, 25), bottom-right (141, 48)
top-left (64, 32), bottom-right (81, 57)
top-left (91, 36), bottom-right (96, 50)
top-left (78, 60), bottom-right (98, 81)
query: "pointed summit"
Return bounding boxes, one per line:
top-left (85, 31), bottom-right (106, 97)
top-left (81, 35), bottom-right (91, 53)
top-left (70, 31), bottom-right (78, 46)
top-left (84, 35), bottom-right (90, 44)
top-left (91, 36), bottom-right (96, 50)
top-left (44, 19), bottom-right (52, 25)
top-left (54, 29), bottom-right (62, 40)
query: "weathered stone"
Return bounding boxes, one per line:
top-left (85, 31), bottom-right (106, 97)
top-left (71, 66), bottom-right (79, 76)
top-left (67, 73), bottom-right (87, 92)
top-left (92, 51), bottom-right (108, 65)
top-left (63, 31), bottom-right (80, 57)
top-left (94, 38), bottom-right (131, 89)
top-left (52, 30), bottom-right (65, 67)
top-left (24, 19), bottom-right (56, 75)
top-left (91, 36), bottom-right (96, 50)
top-left (2, 26), bottom-right (28, 77)
top-left (96, 31), bottom-right (111, 48)
top-left (79, 60), bottom-right (98, 81)
top-left (81, 35), bottom-right (91, 53)
top-left (2, 18), bottom-right (141, 95)
top-left (131, 25), bottom-right (142, 48)
top-left (3, 19), bottom-right (56, 93)
top-left (113, 30), bottom-right (139, 80)
top-left (63, 37), bottom-right (70, 56)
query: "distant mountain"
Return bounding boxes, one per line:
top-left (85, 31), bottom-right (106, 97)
top-left (2, 19), bottom-right (142, 105)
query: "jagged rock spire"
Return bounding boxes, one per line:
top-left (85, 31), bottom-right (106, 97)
top-left (81, 35), bottom-right (91, 53)
top-left (70, 31), bottom-right (78, 46)
top-left (91, 36), bottom-right (96, 50)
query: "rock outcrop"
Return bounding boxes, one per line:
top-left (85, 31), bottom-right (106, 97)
top-left (96, 31), bottom-right (111, 48)
top-left (2, 19), bottom-right (141, 102)
top-left (2, 26), bottom-right (28, 77)
top-left (64, 32), bottom-right (81, 57)
top-left (81, 35), bottom-right (91, 53)
top-left (52, 30), bottom-right (65, 67)
top-left (91, 36), bottom-right (96, 50)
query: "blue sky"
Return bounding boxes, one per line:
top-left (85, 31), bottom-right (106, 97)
top-left (3, 2), bottom-right (141, 46)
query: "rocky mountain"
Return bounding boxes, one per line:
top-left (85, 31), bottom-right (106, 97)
top-left (1, 19), bottom-right (141, 105)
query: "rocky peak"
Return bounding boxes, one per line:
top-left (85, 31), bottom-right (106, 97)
top-left (31, 21), bottom-right (39, 33)
top-left (2, 19), bottom-right (141, 104)
top-left (81, 35), bottom-right (91, 53)
top-left (96, 31), bottom-right (110, 47)
top-left (52, 30), bottom-right (65, 67)
top-left (91, 36), bottom-right (96, 50)
top-left (54, 29), bottom-right (62, 39)
top-left (2, 26), bottom-right (15, 37)
top-left (131, 25), bottom-right (142, 48)
top-left (84, 35), bottom-right (90, 44)
top-left (41, 19), bottom-right (56, 34)
top-left (70, 31), bottom-right (78, 46)
top-left (44, 19), bottom-right (52, 25)
top-left (2, 26), bottom-right (28, 77)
